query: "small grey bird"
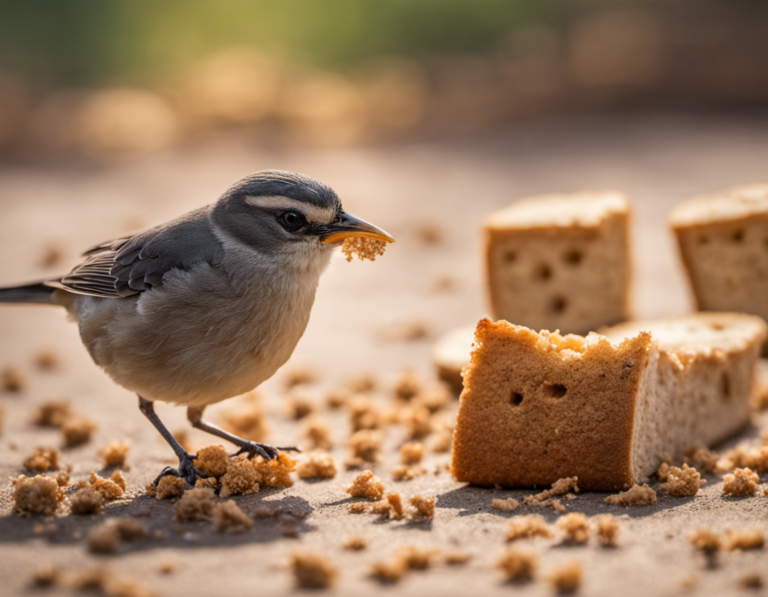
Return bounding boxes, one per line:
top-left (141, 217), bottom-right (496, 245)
top-left (0, 170), bottom-right (393, 484)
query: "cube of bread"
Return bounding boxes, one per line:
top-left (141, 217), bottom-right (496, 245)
top-left (670, 184), bottom-right (768, 330)
top-left (451, 313), bottom-right (765, 490)
top-left (485, 191), bottom-right (631, 336)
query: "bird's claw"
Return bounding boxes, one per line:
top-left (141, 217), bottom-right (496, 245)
top-left (153, 453), bottom-right (208, 486)
top-left (231, 442), bottom-right (299, 461)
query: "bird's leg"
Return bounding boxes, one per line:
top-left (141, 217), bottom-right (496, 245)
top-left (137, 395), bottom-right (207, 486)
top-left (187, 405), bottom-right (300, 461)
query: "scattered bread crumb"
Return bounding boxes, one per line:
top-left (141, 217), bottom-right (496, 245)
top-left (218, 392), bottom-right (269, 442)
top-left (409, 494), bottom-right (435, 519)
top-left (346, 429), bottom-right (384, 467)
top-left (99, 440), bottom-right (130, 468)
top-left (687, 527), bottom-right (720, 553)
top-left (31, 400), bottom-right (72, 427)
top-left (88, 517), bottom-right (149, 553)
top-left (414, 385), bottom-right (451, 413)
top-left (414, 222), bottom-right (444, 244)
top-left (370, 558), bottom-right (408, 583)
top-left (341, 237), bottom-right (387, 262)
top-left (594, 514), bottom-right (620, 547)
top-left (386, 492), bottom-right (405, 519)
top-left (194, 445), bottom-right (229, 478)
top-left (2, 366), bottom-right (25, 392)
top-left (289, 551), bottom-right (338, 589)
top-left (175, 488), bottom-right (217, 522)
top-left (400, 441), bottom-right (424, 465)
top-left (396, 545), bottom-right (437, 569)
top-left (740, 573), bottom-right (764, 590)
top-left (497, 547), bottom-right (537, 582)
top-left (550, 477), bottom-right (580, 496)
top-left (213, 500), bottom-right (253, 533)
top-left (430, 422), bottom-right (454, 453)
top-left (342, 535), bottom-right (367, 550)
top-left (86, 471), bottom-right (126, 500)
top-left (283, 365), bottom-right (317, 389)
top-left (399, 404), bottom-right (432, 439)
top-left (506, 515), bottom-right (553, 541)
top-left (154, 475), bottom-right (186, 499)
top-left (391, 464), bottom-right (427, 481)
top-left (393, 371), bottom-right (423, 402)
top-left (686, 446), bottom-right (719, 474)
top-left (347, 374), bottom-right (377, 393)
top-left (31, 563), bottom-right (60, 587)
top-left (219, 455), bottom-right (260, 498)
top-left (549, 560), bottom-right (582, 594)
top-left (69, 488), bottom-right (103, 515)
top-left (722, 529), bottom-right (764, 550)
top-left (443, 550), bottom-right (473, 565)
top-left (722, 467), bottom-right (760, 496)
top-left (324, 387), bottom-right (351, 409)
top-left (285, 387), bottom-right (316, 419)
top-left (347, 470), bottom-right (385, 501)
top-left (158, 559), bottom-right (179, 575)
top-left (348, 395), bottom-right (386, 431)
top-left (13, 475), bottom-right (63, 515)
top-left (301, 414), bottom-right (333, 451)
top-left (252, 452), bottom-right (296, 487)
top-left (62, 417), bottom-right (96, 447)
top-left (604, 484), bottom-right (657, 506)
top-left (660, 464), bottom-right (705, 496)
top-left (34, 348), bottom-right (60, 371)
top-left (557, 513), bottom-right (590, 544)
top-left (23, 447), bottom-right (60, 473)
top-left (55, 470), bottom-right (71, 487)
top-left (383, 321), bottom-right (431, 342)
top-left (297, 452), bottom-right (337, 479)
top-left (492, 497), bottom-right (520, 512)
top-left (39, 243), bottom-right (64, 268)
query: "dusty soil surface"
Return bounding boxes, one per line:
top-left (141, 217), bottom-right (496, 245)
top-left (1, 113), bottom-right (767, 596)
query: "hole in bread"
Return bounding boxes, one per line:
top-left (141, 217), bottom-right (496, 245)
top-left (732, 229), bottom-right (744, 242)
top-left (550, 296), bottom-right (566, 313)
top-left (544, 383), bottom-right (567, 399)
top-left (510, 391), bottom-right (524, 406)
top-left (535, 263), bottom-right (552, 281)
top-left (563, 249), bottom-right (582, 265)
top-left (504, 251), bottom-right (517, 263)
top-left (721, 372), bottom-right (731, 401)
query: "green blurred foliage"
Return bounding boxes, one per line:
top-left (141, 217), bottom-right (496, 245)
top-left (0, 0), bottom-right (559, 84)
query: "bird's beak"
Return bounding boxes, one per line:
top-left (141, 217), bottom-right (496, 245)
top-left (321, 211), bottom-right (395, 245)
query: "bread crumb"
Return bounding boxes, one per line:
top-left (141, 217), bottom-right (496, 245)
top-left (740, 573), bottom-right (764, 590)
top-left (69, 488), bottom-right (103, 515)
top-left (301, 414), bottom-right (333, 451)
top-left (88, 517), bottom-right (149, 553)
top-left (285, 387), bottom-right (316, 419)
top-left (31, 400), bottom-right (72, 427)
top-left (346, 429), bottom-right (384, 467)
top-left (687, 446), bottom-right (719, 474)
top-left (506, 515), bottom-right (553, 541)
top-left (549, 560), bottom-right (582, 594)
top-left (431, 275), bottom-right (458, 293)
top-left (341, 236), bottom-right (387, 262)
top-left (391, 464), bottom-right (427, 481)
top-left (660, 463), bottom-right (705, 496)
top-left (252, 452), bottom-right (296, 487)
top-left (158, 559), bottom-right (179, 574)
top-left (687, 527), bottom-right (721, 553)
top-left (604, 484), bottom-right (657, 506)
top-left (393, 370), bottom-right (423, 402)
top-left (443, 550), bottom-right (473, 565)
top-left (414, 385), bottom-right (451, 413)
top-left (38, 243), bottom-right (64, 268)
top-left (194, 477), bottom-right (219, 491)
top-left (31, 563), bottom-right (60, 587)
top-left (386, 492), bottom-right (405, 519)
top-left (680, 573), bottom-right (699, 591)
top-left (523, 494), bottom-right (566, 512)
top-left (414, 222), bottom-right (444, 244)
top-left (194, 445), bottom-right (230, 478)
top-left (348, 395), bottom-right (385, 431)
top-left (430, 420), bottom-right (454, 453)
top-left (283, 365), bottom-right (317, 389)
top-left (347, 470), bottom-right (385, 500)
top-left (409, 494), bottom-right (435, 519)
top-left (175, 488), bottom-right (217, 522)
top-left (289, 551), bottom-right (338, 589)
top-left (370, 558), bottom-right (408, 583)
top-left (155, 475), bottom-right (186, 499)
top-left (23, 447), bottom-right (60, 473)
top-left (557, 513), bottom-right (590, 544)
top-left (594, 514), bottom-right (620, 547)
top-left (324, 386), bottom-right (351, 409)
top-left (62, 417), bottom-right (96, 447)
top-left (396, 545), bottom-right (437, 569)
top-left (297, 452), bottom-right (337, 479)
top-left (550, 477), bottom-right (580, 496)
top-left (347, 374), bottom-right (378, 393)
top-left (342, 535), bottom-right (367, 550)
top-left (2, 366), bottom-right (25, 392)
top-left (722, 529), bottom-right (764, 550)
top-left (219, 455), bottom-right (260, 498)
top-left (492, 497), bottom-right (520, 512)
top-left (55, 470), bottom-right (71, 487)
top-left (399, 404), bottom-right (432, 439)
top-left (213, 500), bottom-right (253, 533)
top-left (400, 441), bottom-right (424, 465)
top-left (34, 348), bottom-right (60, 371)
top-left (13, 475), bottom-right (63, 515)
top-left (722, 467), bottom-right (760, 496)
top-left (349, 502), bottom-right (370, 514)
top-left (383, 321), bottom-right (431, 342)
top-left (497, 547), bottom-right (537, 582)
top-left (218, 392), bottom-right (269, 443)
top-left (87, 471), bottom-right (125, 500)
top-left (99, 440), bottom-right (130, 468)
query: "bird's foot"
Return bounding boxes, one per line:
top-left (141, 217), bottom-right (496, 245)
top-left (153, 452), bottom-right (208, 486)
top-left (232, 442), bottom-right (301, 461)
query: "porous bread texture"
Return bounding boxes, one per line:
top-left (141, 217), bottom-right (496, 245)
top-left (484, 190), bottom-right (631, 336)
top-left (670, 185), bottom-right (768, 347)
top-left (451, 314), bottom-right (765, 491)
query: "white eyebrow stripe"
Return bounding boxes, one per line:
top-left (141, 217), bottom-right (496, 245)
top-left (244, 195), bottom-right (335, 224)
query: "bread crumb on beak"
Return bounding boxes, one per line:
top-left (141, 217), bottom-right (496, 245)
top-left (341, 237), bottom-right (387, 262)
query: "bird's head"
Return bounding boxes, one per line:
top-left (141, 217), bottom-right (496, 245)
top-left (212, 170), bottom-right (394, 269)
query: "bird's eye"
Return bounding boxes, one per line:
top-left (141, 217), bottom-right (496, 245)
top-left (279, 210), bottom-right (306, 231)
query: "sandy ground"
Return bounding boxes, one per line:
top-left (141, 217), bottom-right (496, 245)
top-left (1, 113), bottom-right (767, 596)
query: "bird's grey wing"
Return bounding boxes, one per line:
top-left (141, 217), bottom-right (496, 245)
top-left (48, 207), bottom-right (223, 298)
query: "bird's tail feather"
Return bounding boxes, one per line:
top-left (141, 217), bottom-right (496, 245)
top-left (0, 281), bottom-right (58, 305)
